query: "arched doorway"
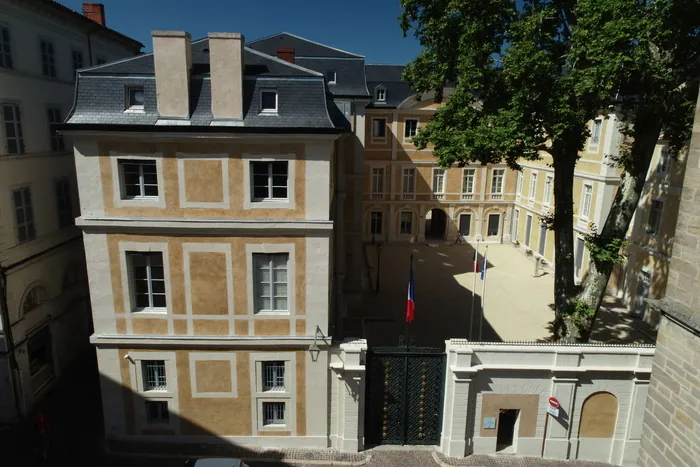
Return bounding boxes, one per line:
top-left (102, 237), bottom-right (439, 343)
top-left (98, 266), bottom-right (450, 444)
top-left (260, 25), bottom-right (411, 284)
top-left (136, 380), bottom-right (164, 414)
top-left (425, 208), bottom-right (447, 240)
top-left (577, 392), bottom-right (618, 462)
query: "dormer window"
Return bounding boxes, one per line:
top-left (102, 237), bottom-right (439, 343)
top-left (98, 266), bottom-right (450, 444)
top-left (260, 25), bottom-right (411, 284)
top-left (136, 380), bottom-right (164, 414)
top-left (325, 70), bottom-right (336, 84)
top-left (260, 90), bottom-right (278, 114)
top-left (375, 87), bottom-right (386, 102)
top-left (126, 86), bottom-right (145, 111)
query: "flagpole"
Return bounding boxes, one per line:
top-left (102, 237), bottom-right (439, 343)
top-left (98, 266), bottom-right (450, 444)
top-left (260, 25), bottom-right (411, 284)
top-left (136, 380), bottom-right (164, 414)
top-left (479, 246), bottom-right (488, 341)
top-left (405, 253), bottom-right (413, 348)
top-left (469, 240), bottom-right (479, 340)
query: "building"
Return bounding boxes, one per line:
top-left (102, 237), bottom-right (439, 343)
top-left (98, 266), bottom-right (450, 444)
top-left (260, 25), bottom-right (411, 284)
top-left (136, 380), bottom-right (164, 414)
top-left (636, 88), bottom-right (700, 467)
top-left (0, 1), bottom-right (142, 423)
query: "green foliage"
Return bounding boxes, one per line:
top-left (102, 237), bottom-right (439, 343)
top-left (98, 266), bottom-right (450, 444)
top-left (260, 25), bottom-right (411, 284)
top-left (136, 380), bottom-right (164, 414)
top-left (562, 299), bottom-right (596, 335)
top-left (584, 224), bottom-right (630, 266)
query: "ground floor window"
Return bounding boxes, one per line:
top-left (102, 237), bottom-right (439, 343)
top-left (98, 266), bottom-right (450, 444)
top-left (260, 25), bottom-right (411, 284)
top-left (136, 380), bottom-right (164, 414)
top-left (28, 327), bottom-right (54, 393)
top-left (400, 211), bottom-right (413, 235)
top-left (145, 400), bottom-right (170, 424)
top-left (487, 214), bottom-right (500, 236)
top-left (263, 401), bottom-right (286, 426)
top-left (370, 211), bottom-right (383, 235)
top-left (459, 213), bottom-right (472, 236)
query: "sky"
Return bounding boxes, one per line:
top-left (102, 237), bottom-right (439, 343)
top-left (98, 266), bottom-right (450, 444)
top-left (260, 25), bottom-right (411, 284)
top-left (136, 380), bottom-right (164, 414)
top-left (59, 0), bottom-right (423, 64)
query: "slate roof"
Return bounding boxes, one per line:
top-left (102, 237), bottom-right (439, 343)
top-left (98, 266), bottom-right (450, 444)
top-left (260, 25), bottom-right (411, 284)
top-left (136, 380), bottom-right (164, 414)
top-left (246, 32), bottom-right (363, 59)
top-left (365, 64), bottom-right (414, 108)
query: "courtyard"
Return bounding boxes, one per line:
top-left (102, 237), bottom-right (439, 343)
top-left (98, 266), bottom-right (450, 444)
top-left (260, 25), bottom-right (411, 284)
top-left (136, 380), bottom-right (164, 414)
top-left (347, 242), bottom-right (654, 348)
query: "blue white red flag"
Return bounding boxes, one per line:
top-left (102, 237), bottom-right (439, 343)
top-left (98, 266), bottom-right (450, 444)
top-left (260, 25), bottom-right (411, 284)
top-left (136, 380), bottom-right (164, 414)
top-left (480, 247), bottom-right (488, 280)
top-left (473, 245), bottom-right (479, 272)
top-left (406, 256), bottom-right (415, 323)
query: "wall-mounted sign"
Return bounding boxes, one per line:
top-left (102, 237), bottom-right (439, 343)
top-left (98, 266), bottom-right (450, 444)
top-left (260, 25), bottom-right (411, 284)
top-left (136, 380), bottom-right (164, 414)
top-left (547, 405), bottom-right (560, 417)
top-left (483, 417), bottom-right (497, 429)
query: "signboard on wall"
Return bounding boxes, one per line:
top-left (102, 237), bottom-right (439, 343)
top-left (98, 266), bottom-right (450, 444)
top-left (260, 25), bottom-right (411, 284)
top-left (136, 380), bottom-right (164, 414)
top-left (483, 417), bottom-right (497, 429)
top-left (547, 405), bottom-right (560, 417)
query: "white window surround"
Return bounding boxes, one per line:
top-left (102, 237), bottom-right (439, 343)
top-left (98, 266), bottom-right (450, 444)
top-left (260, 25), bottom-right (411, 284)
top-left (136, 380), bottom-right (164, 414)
top-left (516, 171), bottom-right (523, 197)
top-left (250, 352), bottom-right (296, 433)
top-left (188, 352), bottom-right (237, 398)
top-left (110, 152), bottom-right (165, 208)
top-left (371, 117), bottom-right (387, 142)
top-left (119, 241), bottom-right (172, 316)
top-left (375, 86), bottom-right (386, 102)
top-left (580, 184), bottom-right (593, 220)
top-left (259, 90), bottom-right (278, 115)
top-left (529, 171), bottom-right (538, 201)
top-left (491, 168), bottom-right (505, 194)
top-left (543, 175), bottom-right (553, 205)
top-left (371, 167), bottom-right (385, 194)
top-left (245, 243), bottom-right (295, 318)
top-left (127, 351), bottom-right (179, 432)
top-left (432, 167), bottom-right (445, 193)
top-left (462, 168), bottom-right (476, 194)
top-left (647, 199), bottom-right (664, 236)
top-left (125, 85), bottom-right (145, 113)
top-left (402, 168), bottom-right (415, 195)
top-left (242, 154), bottom-right (296, 210)
top-left (588, 118), bottom-right (603, 151)
top-left (400, 211), bottom-right (413, 235)
top-left (403, 118), bottom-right (419, 141)
top-left (176, 153), bottom-right (230, 209)
top-left (325, 70), bottom-right (336, 84)
top-left (183, 243), bottom-right (234, 318)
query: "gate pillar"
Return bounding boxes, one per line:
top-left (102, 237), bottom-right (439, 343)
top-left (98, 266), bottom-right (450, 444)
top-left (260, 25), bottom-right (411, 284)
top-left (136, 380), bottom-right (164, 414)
top-left (330, 339), bottom-right (368, 453)
top-left (441, 341), bottom-right (476, 457)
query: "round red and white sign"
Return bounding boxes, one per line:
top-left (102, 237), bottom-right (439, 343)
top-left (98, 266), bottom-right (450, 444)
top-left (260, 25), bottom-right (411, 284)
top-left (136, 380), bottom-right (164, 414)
top-left (548, 397), bottom-right (560, 408)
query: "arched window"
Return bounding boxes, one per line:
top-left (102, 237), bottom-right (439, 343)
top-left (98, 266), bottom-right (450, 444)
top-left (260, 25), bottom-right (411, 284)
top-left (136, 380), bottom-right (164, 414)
top-left (579, 392), bottom-right (618, 438)
top-left (22, 286), bottom-right (48, 315)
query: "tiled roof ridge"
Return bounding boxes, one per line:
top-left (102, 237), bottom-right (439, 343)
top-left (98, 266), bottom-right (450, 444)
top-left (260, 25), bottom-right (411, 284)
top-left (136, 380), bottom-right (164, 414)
top-left (247, 31), bottom-right (364, 58)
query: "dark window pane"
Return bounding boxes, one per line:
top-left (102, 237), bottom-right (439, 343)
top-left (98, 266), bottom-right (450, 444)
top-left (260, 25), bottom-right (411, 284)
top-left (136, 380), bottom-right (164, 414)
top-left (150, 266), bottom-right (164, 279)
top-left (253, 185), bottom-right (268, 199)
top-left (149, 254), bottom-right (163, 266)
top-left (17, 225), bottom-right (27, 242)
top-left (252, 162), bottom-right (268, 175)
top-left (151, 281), bottom-right (165, 294)
top-left (5, 122), bottom-right (15, 138)
top-left (134, 280), bottom-right (149, 295)
top-left (261, 92), bottom-right (277, 110)
top-left (13, 190), bottom-right (22, 206)
top-left (272, 187), bottom-right (287, 199)
top-left (271, 162), bottom-right (287, 175)
top-left (134, 294), bottom-right (150, 308)
top-left (7, 140), bottom-right (17, 154)
top-left (130, 255), bottom-right (146, 266)
top-left (142, 162), bottom-right (157, 174)
top-left (15, 209), bottom-right (25, 223)
top-left (28, 223), bottom-right (36, 239)
top-left (152, 295), bottom-right (166, 308)
top-left (124, 184), bottom-right (141, 197)
top-left (272, 175), bottom-right (287, 187)
top-left (132, 265), bottom-right (148, 279)
top-left (123, 171), bottom-right (140, 186)
top-left (143, 185), bottom-right (158, 196)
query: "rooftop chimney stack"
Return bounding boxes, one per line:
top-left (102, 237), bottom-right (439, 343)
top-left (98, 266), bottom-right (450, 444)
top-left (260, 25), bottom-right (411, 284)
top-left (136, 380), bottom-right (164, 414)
top-left (152, 31), bottom-right (192, 122)
top-left (276, 47), bottom-right (295, 64)
top-left (82, 3), bottom-right (106, 26)
top-left (208, 32), bottom-right (245, 123)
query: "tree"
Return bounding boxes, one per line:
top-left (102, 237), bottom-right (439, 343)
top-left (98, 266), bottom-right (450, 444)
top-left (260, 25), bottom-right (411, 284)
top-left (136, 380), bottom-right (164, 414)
top-left (400, 0), bottom-right (700, 341)
top-left (400, 0), bottom-right (617, 338)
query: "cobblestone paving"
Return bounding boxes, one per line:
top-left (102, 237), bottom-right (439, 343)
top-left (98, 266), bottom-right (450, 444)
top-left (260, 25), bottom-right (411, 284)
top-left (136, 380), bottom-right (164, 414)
top-left (436, 452), bottom-right (615, 467)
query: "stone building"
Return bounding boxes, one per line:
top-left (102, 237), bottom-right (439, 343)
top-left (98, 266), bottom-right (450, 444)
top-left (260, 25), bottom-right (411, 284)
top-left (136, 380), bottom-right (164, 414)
top-left (0, 0), bottom-right (141, 423)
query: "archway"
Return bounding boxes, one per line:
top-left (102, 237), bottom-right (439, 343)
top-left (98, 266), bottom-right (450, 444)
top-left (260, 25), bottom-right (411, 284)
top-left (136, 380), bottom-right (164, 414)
top-left (577, 391), bottom-right (618, 462)
top-left (425, 208), bottom-right (447, 240)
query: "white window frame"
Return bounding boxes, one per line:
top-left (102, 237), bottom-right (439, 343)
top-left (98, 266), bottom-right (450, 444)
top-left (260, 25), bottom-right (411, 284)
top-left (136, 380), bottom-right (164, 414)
top-left (243, 154), bottom-right (296, 210)
top-left (2, 102), bottom-right (24, 156)
top-left (580, 184), bottom-right (593, 219)
top-left (516, 171), bottom-right (523, 198)
top-left (125, 85), bottom-right (145, 111)
top-left (251, 161), bottom-right (289, 201)
top-left (375, 86), bottom-right (386, 102)
top-left (0, 24), bottom-right (13, 69)
top-left (119, 241), bottom-right (172, 316)
top-left (188, 352), bottom-right (238, 398)
top-left (110, 153), bottom-right (165, 208)
top-left (588, 117), bottom-right (603, 150)
top-left (325, 70), bottom-right (336, 84)
top-left (404, 118), bottom-right (419, 141)
top-left (126, 252), bottom-right (167, 312)
top-left (71, 48), bottom-right (84, 74)
top-left (11, 185), bottom-right (36, 244)
top-left (487, 213), bottom-right (501, 237)
top-left (402, 168), bottom-right (415, 199)
top-left (658, 147), bottom-right (671, 174)
top-left (543, 175), bottom-right (553, 206)
top-left (250, 352), bottom-right (296, 433)
top-left (54, 177), bottom-right (72, 228)
top-left (39, 38), bottom-right (56, 78)
top-left (260, 90), bottom-right (278, 114)
top-left (529, 172), bottom-right (538, 200)
top-left (432, 168), bottom-right (445, 194)
top-left (646, 199), bottom-right (663, 236)
top-left (400, 211), bottom-right (413, 235)
top-left (371, 167), bottom-right (385, 198)
top-left (371, 117), bottom-right (387, 143)
top-left (512, 208), bottom-right (520, 242)
top-left (462, 168), bottom-right (476, 199)
top-left (246, 243), bottom-right (295, 317)
top-left (127, 351), bottom-right (179, 432)
top-left (491, 168), bottom-right (505, 194)
top-left (252, 252), bottom-right (290, 314)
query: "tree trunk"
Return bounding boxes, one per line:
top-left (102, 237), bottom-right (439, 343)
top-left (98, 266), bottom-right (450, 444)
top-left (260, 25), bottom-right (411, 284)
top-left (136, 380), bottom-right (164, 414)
top-left (551, 148), bottom-right (577, 340)
top-left (577, 115), bottom-right (663, 341)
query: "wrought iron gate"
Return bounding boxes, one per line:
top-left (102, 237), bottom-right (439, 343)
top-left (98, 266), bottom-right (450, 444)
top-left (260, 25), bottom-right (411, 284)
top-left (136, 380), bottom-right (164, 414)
top-left (365, 346), bottom-right (445, 445)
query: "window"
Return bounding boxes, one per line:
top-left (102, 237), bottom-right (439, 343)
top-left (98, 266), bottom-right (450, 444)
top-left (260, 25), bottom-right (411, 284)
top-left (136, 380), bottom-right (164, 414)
top-left (581, 184), bottom-right (593, 218)
top-left (372, 118), bottom-right (386, 139)
top-left (12, 187), bottom-right (36, 243)
top-left (462, 169), bottom-right (475, 198)
top-left (142, 360), bottom-right (167, 391)
top-left (119, 159), bottom-right (158, 198)
top-left (432, 168), bottom-right (445, 193)
top-left (404, 119), bottom-right (418, 139)
top-left (591, 119), bottom-right (602, 145)
top-left (262, 361), bottom-right (285, 391)
top-left (40, 39), bottom-right (56, 78)
top-left (647, 200), bottom-right (663, 236)
top-left (543, 175), bottom-right (553, 205)
top-left (375, 87), bottom-right (386, 102)
top-left (575, 237), bottom-right (585, 278)
top-left (516, 171), bottom-right (523, 196)
top-left (658, 148), bottom-right (671, 174)
top-left (402, 168), bottom-right (415, 196)
top-left (71, 49), bottom-right (84, 73)
top-left (27, 327), bottom-right (53, 387)
top-left (55, 179), bottom-right (73, 228)
top-left (370, 211), bottom-right (383, 235)
top-left (260, 90), bottom-right (278, 113)
top-left (128, 252), bottom-right (166, 310)
top-left (22, 286), bottom-right (47, 315)
top-left (400, 211), bottom-right (413, 235)
top-left (47, 106), bottom-right (64, 151)
top-left (491, 169), bottom-right (505, 194)
top-left (0, 26), bottom-right (12, 69)
top-left (371, 167), bottom-right (384, 195)
top-left (529, 173), bottom-right (538, 199)
top-left (96, 56), bottom-right (107, 65)
top-left (487, 214), bottom-right (500, 236)
top-left (2, 103), bottom-right (24, 155)
top-left (252, 161), bottom-right (288, 201)
top-left (126, 86), bottom-right (145, 110)
top-left (145, 401), bottom-right (169, 424)
top-left (459, 214), bottom-right (472, 236)
top-left (325, 70), bottom-right (336, 84)
top-left (253, 253), bottom-right (289, 314)
top-left (262, 401), bottom-right (286, 426)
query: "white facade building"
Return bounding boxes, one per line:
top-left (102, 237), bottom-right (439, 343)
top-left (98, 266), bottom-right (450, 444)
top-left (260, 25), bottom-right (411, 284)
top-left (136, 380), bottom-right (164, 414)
top-left (0, 0), bottom-right (142, 423)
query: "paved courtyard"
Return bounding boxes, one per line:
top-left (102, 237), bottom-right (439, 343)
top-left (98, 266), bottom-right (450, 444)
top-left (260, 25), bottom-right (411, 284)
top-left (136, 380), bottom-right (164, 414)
top-left (348, 242), bottom-right (653, 348)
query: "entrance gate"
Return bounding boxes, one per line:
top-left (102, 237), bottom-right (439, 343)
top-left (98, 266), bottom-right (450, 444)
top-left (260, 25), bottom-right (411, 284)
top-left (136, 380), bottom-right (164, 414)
top-left (365, 346), bottom-right (445, 445)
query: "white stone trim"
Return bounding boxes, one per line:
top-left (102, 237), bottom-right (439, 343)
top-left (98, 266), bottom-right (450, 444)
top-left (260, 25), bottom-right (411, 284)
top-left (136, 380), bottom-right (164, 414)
top-left (125, 351), bottom-right (179, 433)
top-left (182, 243), bottom-right (234, 334)
top-left (370, 117), bottom-right (388, 144)
top-left (107, 434), bottom-right (327, 448)
top-left (91, 334), bottom-right (327, 347)
top-left (242, 153), bottom-right (296, 210)
top-left (304, 142), bottom-right (332, 221)
top-left (249, 352), bottom-right (297, 434)
top-left (118, 241), bottom-right (173, 334)
top-left (176, 153), bottom-right (230, 209)
top-left (188, 352), bottom-right (237, 398)
top-left (110, 152), bottom-right (166, 209)
top-left (245, 243), bottom-right (296, 319)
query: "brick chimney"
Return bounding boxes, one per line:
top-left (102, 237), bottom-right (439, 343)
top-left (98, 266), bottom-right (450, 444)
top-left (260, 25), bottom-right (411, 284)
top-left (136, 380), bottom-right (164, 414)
top-left (152, 31), bottom-right (192, 121)
top-left (277, 47), bottom-right (295, 64)
top-left (209, 32), bottom-right (245, 122)
top-left (82, 3), bottom-right (106, 26)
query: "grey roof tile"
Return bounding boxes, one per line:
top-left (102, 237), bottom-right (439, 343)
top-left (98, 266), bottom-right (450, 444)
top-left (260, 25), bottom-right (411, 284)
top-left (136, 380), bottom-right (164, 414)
top-left (246, 32), bottom-right (363, 59)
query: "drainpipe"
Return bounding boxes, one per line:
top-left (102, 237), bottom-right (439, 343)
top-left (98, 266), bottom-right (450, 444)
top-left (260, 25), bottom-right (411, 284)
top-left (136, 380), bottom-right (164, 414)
top-left (0, 265), bottom-right (23, 422)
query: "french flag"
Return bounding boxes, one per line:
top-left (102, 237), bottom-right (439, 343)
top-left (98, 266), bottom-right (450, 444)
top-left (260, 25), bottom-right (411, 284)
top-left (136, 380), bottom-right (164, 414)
top-left (406, 255), bottom-right (415, 324)
top-left (481, 247), bottom-right (488, 280)
top-left (473, 245), bottom-right (479, 272)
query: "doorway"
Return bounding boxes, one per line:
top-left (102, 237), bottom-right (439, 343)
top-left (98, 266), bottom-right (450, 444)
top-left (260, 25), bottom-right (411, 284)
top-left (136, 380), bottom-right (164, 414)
top-left (524, 215), bottom-right (533, 247)
top-left (496, 409), bottom-right (520, 453)
top-left (538, 224), bottom-right (547, 256)
top-left (634, 269), bottom-right (652, 317)
top-left (512, 209), bottom-right (520, 243)
top-left (487, 213), bottom-right (500, 237)
top-left (426, 208), bottom-right (447, 240)
top-left (459, 213), bottom-right (472, 237)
